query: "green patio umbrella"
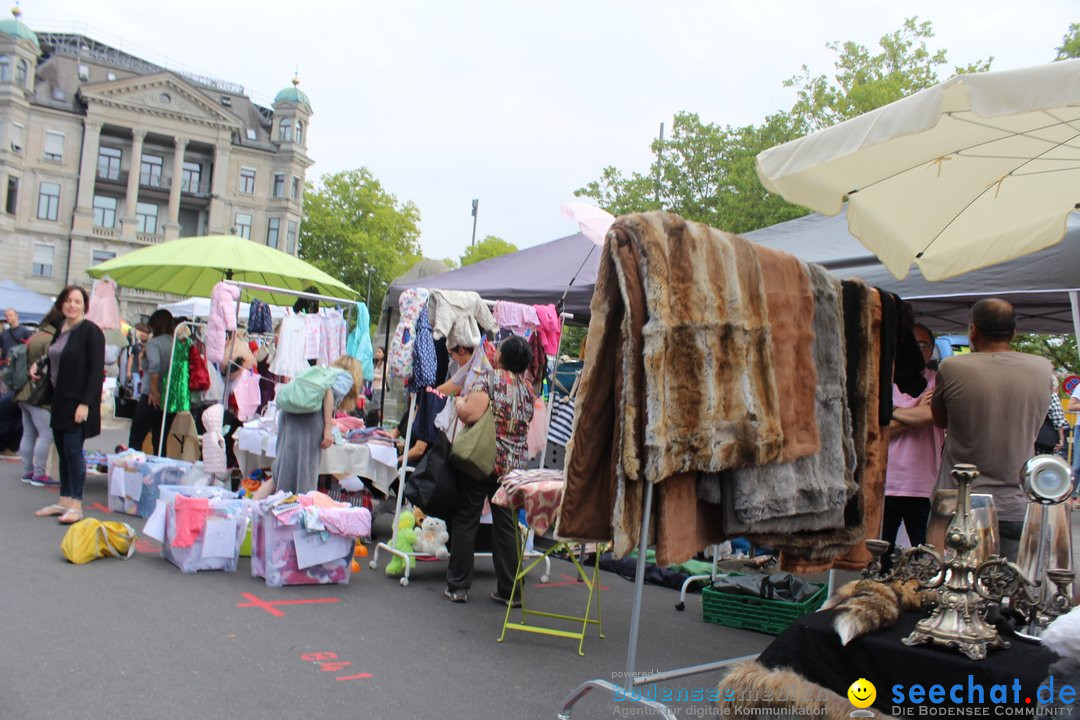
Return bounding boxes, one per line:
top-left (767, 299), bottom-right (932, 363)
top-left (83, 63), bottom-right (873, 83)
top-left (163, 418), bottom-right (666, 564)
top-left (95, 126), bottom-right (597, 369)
top-left (87, 235), bottom-right (358, 304)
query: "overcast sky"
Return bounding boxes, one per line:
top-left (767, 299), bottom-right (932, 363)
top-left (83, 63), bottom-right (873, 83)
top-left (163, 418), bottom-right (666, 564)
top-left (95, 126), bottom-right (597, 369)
top-left (31, 0), bottom-right (1079, 262)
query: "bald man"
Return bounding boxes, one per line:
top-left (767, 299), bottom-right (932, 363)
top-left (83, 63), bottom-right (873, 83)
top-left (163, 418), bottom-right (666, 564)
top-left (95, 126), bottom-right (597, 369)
top-left (931, 298), bottom-right (1053, 561)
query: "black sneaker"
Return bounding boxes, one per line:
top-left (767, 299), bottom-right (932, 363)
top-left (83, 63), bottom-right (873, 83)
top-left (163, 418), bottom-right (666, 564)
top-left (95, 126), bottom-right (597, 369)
top-left (444, 588), bottom-right (468, 603)
top-left (491, 591), bottom-right (522, 609)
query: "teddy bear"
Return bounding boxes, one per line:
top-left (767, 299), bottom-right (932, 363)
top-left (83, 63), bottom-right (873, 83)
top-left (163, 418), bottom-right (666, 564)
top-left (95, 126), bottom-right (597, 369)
top-left (413, 516), bottom-right (450, 560)
top-left (385, 511), bottom-right (417, 577)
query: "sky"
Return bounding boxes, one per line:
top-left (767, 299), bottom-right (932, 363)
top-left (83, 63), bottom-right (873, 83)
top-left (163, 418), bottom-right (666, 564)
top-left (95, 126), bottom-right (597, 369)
top-left (28, 0), bottom-right (1079, 262)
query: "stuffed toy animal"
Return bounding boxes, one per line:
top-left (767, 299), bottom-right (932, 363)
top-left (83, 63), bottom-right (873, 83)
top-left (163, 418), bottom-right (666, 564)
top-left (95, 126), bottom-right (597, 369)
top-left (200, 403), bottom-right (227, 478)
top-left (385, 511), bottom-right (417, 576)
top-left (413, 516), bottom-right (450, 560)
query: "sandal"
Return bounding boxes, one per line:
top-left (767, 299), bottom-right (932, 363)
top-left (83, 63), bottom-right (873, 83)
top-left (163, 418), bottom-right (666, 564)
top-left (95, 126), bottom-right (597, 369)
top-left (58, 508), bottom-right (83, 525)
top-left (34, 504), bottom-right (67, 517)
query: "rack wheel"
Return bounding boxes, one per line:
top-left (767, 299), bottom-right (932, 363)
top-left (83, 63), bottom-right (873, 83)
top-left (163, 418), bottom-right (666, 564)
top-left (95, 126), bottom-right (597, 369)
top-left (675, 601), bottom-right (685, 611)
top-left (399, 577), bottom-right (409, 587)
top-left (369, 561), bottom-right (378, 570)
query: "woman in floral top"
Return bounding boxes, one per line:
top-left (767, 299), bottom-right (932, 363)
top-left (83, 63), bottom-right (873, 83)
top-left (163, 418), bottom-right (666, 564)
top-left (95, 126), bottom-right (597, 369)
top-left (445, 335), bottom-right (535, 605)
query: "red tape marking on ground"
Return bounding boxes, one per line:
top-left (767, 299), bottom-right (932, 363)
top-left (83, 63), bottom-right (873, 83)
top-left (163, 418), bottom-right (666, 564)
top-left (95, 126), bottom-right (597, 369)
top-left (335, 673), bottom-right (373, 682)
top-left (535, 573), bottom-right (608, 591)
top-left (134, 540), bottom-right (160, 554)
top-left (237, 593), bottom-right (341, 617)
top-left (90, 502), bottom-right (110, 513)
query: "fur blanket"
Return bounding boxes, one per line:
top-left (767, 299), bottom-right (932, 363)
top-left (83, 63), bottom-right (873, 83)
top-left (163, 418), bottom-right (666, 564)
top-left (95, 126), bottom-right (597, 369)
top-left (822, 578), bottom-right (930, 645)
top-left (751, 283), bottom-right (885, 567)
top-left (558, 212), bottom-right (786, 558)
top-left (710, 263), bottom-right (854, 533)
top-left (717, 661), bottom-right (896, 719)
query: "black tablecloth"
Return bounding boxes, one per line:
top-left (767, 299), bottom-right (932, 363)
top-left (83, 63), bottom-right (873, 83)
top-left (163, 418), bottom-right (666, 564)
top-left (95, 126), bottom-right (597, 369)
top-left (758, 610), bottom-right (1058, 713)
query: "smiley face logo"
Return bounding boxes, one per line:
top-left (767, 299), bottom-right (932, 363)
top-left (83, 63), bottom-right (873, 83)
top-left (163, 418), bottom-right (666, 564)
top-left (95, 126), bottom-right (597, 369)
top-left (848, 678), bottom-right (876, 708)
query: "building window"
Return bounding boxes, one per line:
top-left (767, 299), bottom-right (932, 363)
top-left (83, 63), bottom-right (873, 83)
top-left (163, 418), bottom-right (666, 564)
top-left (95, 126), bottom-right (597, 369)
top-left (37, 182), bottom-right (60, 221)
top-left (32, 243), bottom-right (53, 277)
top-left (43, 131), bottom-right (64, 162)
top-left (5, 176), bottom-right (17, 215)
top-left (295, 120), bottom-right (304, 146)
top-left (238, 167), bottom-right (255, 194)
top-left (291, 176), bottom-right (301, 200)
top-left (286, 220), bottom-right (297, 253)
top-left (140, 154), bottom-right (164, 188)
top-left (97, 146), bottom-right (122, 180)
top-left (92, 195), bottom-right (117, 228)
top-left (245, 128), bottom-right (257, 141)
top-left (266, 217), bottom-right (280, 248)
top-left (272, 173), bottom-right (285, 198)
top-left (136, 202), bottom-right (158, 234)
top-left (234, 212), bottom-right (252, 239)
top-left (278, 118), bottom-right (292, 143)
top-left (78, 63), bottom-right (90, 81)
top-left (181, 161), bottom-right (201, 193)
top-left (106, 72), bottom-right (116, 81)
top-left (10, 122), bottom-right (23, 153)
top-left (91, 249), bottom-right (116, 266)
top-left (15, 59), bottom-right (27, 87)
top-left (0, 55), bottom-right (9, 82)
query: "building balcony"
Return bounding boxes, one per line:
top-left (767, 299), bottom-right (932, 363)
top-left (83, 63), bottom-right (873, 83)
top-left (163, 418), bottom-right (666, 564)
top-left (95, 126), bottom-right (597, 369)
top-left (96, 168), bottom-right (128, 185)
top-left (91, 226), bottom-right (118, 239)
top-left (136, 231), bottom-right (164, 244)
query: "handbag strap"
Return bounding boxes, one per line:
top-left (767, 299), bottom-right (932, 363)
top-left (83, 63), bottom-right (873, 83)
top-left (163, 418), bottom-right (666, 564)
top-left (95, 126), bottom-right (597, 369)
top-left (98, 522), bottom-right (137, 559)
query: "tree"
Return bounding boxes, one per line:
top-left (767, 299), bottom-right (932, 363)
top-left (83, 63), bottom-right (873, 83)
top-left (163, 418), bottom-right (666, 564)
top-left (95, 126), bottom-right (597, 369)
top-left (1056, 23), bottom-right (1080, 60)
top-left (299, 168), bottom-right (422, 314)
top-left (1012, 334), bottom-right (1079, 375)
top-left (577, 18), bottom-right (990, 234)
top-left (460, 236), bottom-right (518, 266)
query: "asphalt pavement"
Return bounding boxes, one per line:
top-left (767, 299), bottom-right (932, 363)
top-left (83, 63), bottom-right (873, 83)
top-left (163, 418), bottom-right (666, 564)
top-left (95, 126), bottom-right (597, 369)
top-left (0, 423), bottom-right (779, 720)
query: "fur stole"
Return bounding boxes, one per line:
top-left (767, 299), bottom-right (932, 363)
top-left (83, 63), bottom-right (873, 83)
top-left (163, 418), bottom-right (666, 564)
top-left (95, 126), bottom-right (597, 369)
top-left (822, 578), bottom-right (929, 645)
top-left (717, 661), bottom-right (896, 719)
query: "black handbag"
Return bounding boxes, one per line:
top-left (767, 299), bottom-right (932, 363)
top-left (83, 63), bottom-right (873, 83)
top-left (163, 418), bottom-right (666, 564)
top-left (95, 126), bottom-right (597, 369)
top-left (1035, 416), bottom-right (1059, 453)
top-left (404, 432), bottom-right (458, 520)
top-left (114, 385), bottom-right (137, 420)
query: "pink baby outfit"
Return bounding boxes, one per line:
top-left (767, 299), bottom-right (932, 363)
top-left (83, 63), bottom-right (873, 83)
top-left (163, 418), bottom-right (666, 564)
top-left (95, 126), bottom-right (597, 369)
top-left (533, 304), bottom-right (561, 355)
top-left (207, 282), bottom-right (241, 364)
top-left (86, 278), bottom-right (121, 330)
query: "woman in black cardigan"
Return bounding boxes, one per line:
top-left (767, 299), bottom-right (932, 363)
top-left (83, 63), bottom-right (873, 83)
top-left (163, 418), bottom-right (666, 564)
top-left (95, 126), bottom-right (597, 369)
top-left (31, 286), bottom-right (104, 524)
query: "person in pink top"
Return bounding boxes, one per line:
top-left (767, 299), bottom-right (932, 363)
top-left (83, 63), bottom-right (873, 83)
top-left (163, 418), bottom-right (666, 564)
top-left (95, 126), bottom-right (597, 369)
top-left (881, 323), bottom-right (945, 566)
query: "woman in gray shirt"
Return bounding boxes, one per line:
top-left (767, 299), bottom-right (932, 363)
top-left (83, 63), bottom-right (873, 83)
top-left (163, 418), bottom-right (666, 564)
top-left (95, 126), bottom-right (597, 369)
top-left (126, 309), bottom-right (174, 454)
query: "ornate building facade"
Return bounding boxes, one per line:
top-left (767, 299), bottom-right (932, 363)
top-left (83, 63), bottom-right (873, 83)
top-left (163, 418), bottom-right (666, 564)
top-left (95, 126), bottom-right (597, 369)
top-left (0, 10), bottom-right (314, 318)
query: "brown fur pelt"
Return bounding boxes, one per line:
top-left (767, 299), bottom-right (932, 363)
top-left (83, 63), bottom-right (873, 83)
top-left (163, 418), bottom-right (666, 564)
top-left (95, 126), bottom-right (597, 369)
top-left (612, 212), bottom-right (784, 484)
top-left (822, 578), bottom-right (929, 645)
top-left (717, 661), bottom-right (896, 719)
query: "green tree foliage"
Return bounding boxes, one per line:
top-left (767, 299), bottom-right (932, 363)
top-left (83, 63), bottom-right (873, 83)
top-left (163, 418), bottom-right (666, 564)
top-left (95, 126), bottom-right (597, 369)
top-left (1056, 23), bottom-right (1080, 60)
top-left (460, 236), bottom-right (518, 266)
top-left (1012, 334), bottom-right (1079, 375)
top-left (576, 17), bottom-right (990, 234)
top-left (299, 168), bottom-right (422, 313)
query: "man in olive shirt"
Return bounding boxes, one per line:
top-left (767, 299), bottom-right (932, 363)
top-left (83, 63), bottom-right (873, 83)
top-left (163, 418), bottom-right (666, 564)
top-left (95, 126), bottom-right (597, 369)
top-left (931, 299), bottom-right (1052, 561)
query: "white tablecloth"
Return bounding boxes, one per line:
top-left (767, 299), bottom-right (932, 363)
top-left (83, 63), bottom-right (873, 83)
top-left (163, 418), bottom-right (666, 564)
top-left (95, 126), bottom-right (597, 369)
top-left (235, 427), bottom-right (398, 495)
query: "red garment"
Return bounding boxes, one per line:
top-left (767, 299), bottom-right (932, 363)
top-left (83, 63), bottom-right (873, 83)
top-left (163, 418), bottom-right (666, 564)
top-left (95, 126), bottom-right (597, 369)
top-left (188, 342), bottom-right (210, 391)
top-left (173, 495), bottom-right (210, 548)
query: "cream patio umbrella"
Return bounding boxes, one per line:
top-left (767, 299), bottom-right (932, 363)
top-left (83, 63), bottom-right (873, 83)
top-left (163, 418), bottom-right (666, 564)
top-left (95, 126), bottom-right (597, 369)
top-left (755, 59), bottom-right (1080, 281)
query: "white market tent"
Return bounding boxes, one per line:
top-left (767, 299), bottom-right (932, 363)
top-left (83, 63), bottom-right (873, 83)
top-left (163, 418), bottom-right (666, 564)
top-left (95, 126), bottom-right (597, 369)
top-left (157, 296), bottom-right (288, 322)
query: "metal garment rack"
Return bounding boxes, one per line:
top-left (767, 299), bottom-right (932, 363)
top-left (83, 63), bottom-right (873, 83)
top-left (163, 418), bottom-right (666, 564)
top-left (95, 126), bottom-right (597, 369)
top-left (369, 293), bottom-right (566, 585)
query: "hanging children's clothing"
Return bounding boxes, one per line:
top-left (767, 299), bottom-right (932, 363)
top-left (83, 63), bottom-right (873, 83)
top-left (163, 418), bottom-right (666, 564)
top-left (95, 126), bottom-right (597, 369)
top-left (346, 301), bottom-right (374, 381)
top-left (270, 312), bottom-right (308, 379)
top-left (232, 369), bottom-right (262, 422)
top-left (389, 288), bottom-right (430, 379)
top-left (319, 309), bottom-right (347, 366)
top-left (304, 312), bottom-right (322, 361)
top-left (248, 299), bottom-right (274, 334)
top-left (86, 278), bottom-right (122, 330)
top-left (427, 290), bottom-right (497, 350)
top-left (166, 337), bottom-right (191, 414)
top-left (200, 403), bottom-right (228, 477)
top-left (408, 306), bottom-right (437, 392)
top-left (207, 282), bottom-right (241, 364)
top-left (493, 301), bottom-right (540, 336)
top-left (533, 304), bottom-right (561, 356)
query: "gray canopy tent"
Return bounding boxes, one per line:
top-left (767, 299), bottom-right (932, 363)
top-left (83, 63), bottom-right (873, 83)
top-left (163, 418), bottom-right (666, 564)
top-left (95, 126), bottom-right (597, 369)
top-left (0, 279), bottom-right (54, 323)
top-left (744, 208), bottom-right (1080, 340)
top-left (386, 232), bottom-right (600, 319)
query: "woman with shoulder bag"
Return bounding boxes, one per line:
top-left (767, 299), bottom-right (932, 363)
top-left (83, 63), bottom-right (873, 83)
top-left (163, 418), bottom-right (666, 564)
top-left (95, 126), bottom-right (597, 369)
top-left (444, 335), bottom-right (534, 605)
top-left (31, 286), bottom-right (105, 524)
top-left (16, 308), bottom-right (61, 486)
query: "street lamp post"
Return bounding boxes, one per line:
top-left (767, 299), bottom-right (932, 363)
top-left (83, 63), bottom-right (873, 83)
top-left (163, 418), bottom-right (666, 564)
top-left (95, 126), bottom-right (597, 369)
top-left (470, 198), bottom-right (479, 246)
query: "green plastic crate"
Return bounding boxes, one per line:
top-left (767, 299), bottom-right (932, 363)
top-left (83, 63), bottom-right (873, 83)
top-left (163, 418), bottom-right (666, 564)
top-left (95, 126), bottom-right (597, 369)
top-left (702, 581), bottom-right (827, 635)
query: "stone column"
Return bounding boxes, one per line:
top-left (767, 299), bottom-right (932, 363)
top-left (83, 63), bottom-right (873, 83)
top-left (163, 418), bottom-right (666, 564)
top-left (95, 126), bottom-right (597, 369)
top-left (164, 136), bottom-right (187, 240)
top-left (207, 143), bottom-right (230, 235)
top-left (120, 129), bottom-right (146, 241)
top-left (72, 119), bottom-right (102, 235)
